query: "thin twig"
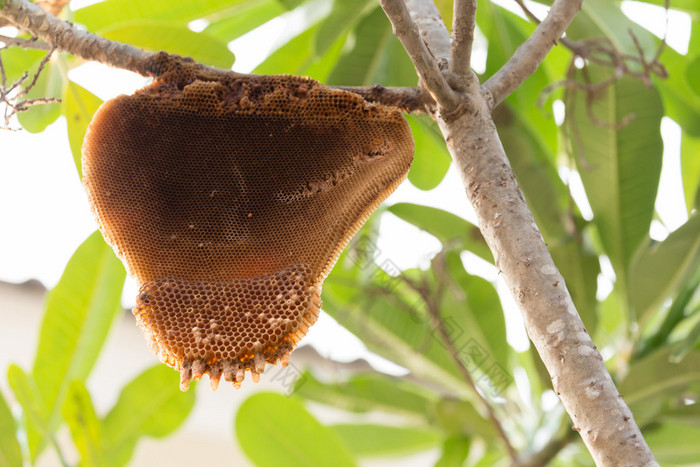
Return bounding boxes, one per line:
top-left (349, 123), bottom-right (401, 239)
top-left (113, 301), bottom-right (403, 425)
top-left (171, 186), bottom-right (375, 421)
top-left (0, 34), bottom-right (52, 50)
top-left (483, 0), bottom-right (583, 109)
top-left (378, 0), bottom-right (459, 111)
top-left (449, 0), bottom-right (477, 78)
top-left (399, 270), bottom-right (518, 463)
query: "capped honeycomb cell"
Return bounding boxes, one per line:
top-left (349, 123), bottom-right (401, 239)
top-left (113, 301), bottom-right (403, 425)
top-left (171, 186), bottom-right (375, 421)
top-left (82, 56), bottom-right (413, 390)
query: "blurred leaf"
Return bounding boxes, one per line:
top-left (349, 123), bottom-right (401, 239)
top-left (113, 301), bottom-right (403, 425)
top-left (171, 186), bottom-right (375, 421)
top-left (203, 0), bottom-right (285, 42)
top-left (688, 56), bottom-right (700, 98)
top-left (254, 21), bottom-right (348, 82)
top-left (681, 131), bottom-right (700, 212)
top-left (645, 423), bottom-right (700, 464)
top-left (74, 0), bottom-right (248, 31)
top-left (327, 7), bottom-right (415, 87)
top-left (673, 304), bottom-right (700, 361)
top-left (0, 389), bottom-right (22, 467)
top-left (442, 252), bottom-right (510, 377)
top-left (659, 401), bottom-right (700, 426)
top-left (235, 392), bottom-right (355, 467)
top-left (387, 203), bottom-right (492, 262)
top-left (568, 0), bottom-right (657, 59)
top-left (17, 60), bottom-right (63, 133)
top-left (31, 232), bottom-right (125, 457)
top-left (101, 365), bottom-right (196, 467)
top-left (621, 349), bottom-right (700, 424)
top-left (479, 3), bottom-right (558, 155)
top-left (629, 213), bottom-right (700, 324)
top-left (62, 81), bottom-right (103, 179)
top-left (331, 424), bottom-right (438, 457)
top-left (632, 0), bottom-right (700, 11)
top-left (431, 398), bottom-right (496, 439)
top-left (316, 0), bottom-right (372, 57)
top-left (0, 47), bottom-right (46, 84)
top-left (406, 115), bottom-right (452, 191)
top-left (435, 436), bottom-right (470, 467)
top-left (566, 68), bottom-right (663, 297)
top-left (99, 21), bottom-right (234, 68)
top-left (322, 265), bottom-right (470, 396)
top-left (294, 371), bottom-right (434, 420)
top-left (7, 365), bottom-right (49, 461)
top-left (636, 270), bottom-right (700, 360)
top-left (63, 381), bottom-right (104, 467)
top-left (656, 48), bottom-right (700, 138)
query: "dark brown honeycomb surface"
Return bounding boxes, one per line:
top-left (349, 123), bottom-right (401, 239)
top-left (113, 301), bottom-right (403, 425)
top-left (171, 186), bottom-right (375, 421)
top-left (82, 59), bottom-right (413, 390)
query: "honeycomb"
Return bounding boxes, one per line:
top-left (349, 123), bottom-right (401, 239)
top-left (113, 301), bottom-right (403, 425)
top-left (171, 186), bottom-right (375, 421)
top-left (82, 55), bottom-right (414, 390)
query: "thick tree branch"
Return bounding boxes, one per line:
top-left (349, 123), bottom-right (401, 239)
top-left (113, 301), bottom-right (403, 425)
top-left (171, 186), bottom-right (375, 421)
top-left (378, 0), bottom-right (459, 110)
top-left (435, 98), bottom-right (658, 466)
top-left (449, 0), bottom-right (477, 78)
top-left (483, 0), bottom-right (582, 109)
top-left (405, 0), bottom-right (451, 62)
top-left (0, 0), bottom-right (430, 113)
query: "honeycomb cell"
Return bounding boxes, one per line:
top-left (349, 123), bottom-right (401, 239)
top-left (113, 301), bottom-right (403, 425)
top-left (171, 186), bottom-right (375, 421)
top-left (82, 55), bottom-right (414, 391)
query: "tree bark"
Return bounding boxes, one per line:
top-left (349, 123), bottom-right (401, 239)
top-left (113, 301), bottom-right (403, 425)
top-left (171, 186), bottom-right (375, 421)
top-left (382, 0), bottom-right (659, 465)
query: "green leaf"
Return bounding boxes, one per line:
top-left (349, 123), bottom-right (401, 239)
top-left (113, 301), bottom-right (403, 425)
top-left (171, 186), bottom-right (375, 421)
top-left (63, 381), bottom-right (104, 467)
top-left (203, 0), bottom-right (285, 42)
top-left (479, 3), bottom-right (558, 156)
top-left (681, 131), bottom-right (700, 212)
top-left (254, 21), bottom-right (348, 81)
top-left (331, 424), bottom-right (439, 457)
top-left (0, 47), bottom-right (47, 84)
top-left (7, 365), bottom-right (50, 461)
top-left (568, 0), bottom-right (657, 59)
top-left (322, 267), bottom-right (471, 397)
top-left (566, 68), bottom-right (664, 297)
top-left (327, 7), bottom-right (415, 87)
top-left (620, 349), bottom-right (700, 424)
top-left (315, 0), bottom-right (372, 57)
top-left (442, 252), bottom-right (510, 379)
top-left (62, 81), bottom-right (103, 179)
top-left (629, 213), bottom-right (700, 323)
top-left (98, 21), bottom-right (234, 68)
top-left (17, 60), bottom-right (63, 133)
top-left (406, 115), bottom-right (452, 191)
top-left (74, 0), bottom-right (248, 31)
top-left (0, 389), bottom-right (22, 467)
top-left (386, 203), bottom-right (492, 262)
top-left (431, 398), bottom-right (496, 439)
top-left (645, 424), bottom-right (700, 464)
top-left (656, 48), bottom-right (700, 137)
top-left (688, 56), bottom-right (700, 98)
top-left (31, 231), bottom-right (125, 455)
top-left (294, 371), bottom-right (434, 420)
top-left (101, 365), bottom-right (196, 467)
top-left (235, 392), bottom-right (356, 467)
top-left (435, 436), bottom-right (470, 467)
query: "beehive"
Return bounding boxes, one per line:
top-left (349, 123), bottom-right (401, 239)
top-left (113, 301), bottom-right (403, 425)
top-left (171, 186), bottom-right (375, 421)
top-left (82, 57), bottom-right (413, 390)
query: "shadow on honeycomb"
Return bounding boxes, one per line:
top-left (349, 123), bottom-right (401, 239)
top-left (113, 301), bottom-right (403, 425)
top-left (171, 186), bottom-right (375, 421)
top-left (82, 56), bottom-right (414, 391)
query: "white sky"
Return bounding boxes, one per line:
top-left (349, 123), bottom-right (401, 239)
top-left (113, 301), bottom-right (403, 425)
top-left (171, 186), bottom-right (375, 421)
top-left (0, 1), bottom-right (693, 366)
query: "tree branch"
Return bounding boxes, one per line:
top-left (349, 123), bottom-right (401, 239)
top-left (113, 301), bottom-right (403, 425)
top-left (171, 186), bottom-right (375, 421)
top-left (482, 0), bottom-right (582, 109)
top-left (0, 0), bottom-right (430, 113)
top-left (0, 34), bottom-right (52, 50)
top-left (434, 96), bottom-right (658, 465)
top-left (449, 0), bottom-right (477, 78)
top-left (378, 0), bottom-right (459, 110)
top-left (404, 0), bottom-right (451, 63)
